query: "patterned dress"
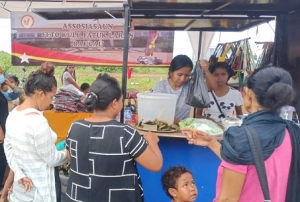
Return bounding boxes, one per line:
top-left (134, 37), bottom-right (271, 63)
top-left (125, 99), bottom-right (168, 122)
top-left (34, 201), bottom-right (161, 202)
top-left (65, 119), bottom-right (148, 202)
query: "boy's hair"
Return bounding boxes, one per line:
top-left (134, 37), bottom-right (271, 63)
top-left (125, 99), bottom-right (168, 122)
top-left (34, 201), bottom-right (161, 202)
top-left (1, 82), bottom-right (7, 89)
top-left (161, 166), bottom-right (192, 199)
top-left (80, 83), bottom-right (90, 92)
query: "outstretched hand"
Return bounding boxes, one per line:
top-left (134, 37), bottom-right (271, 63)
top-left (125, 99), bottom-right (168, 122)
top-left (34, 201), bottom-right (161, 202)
top-left (182, 128), bottom-right (214, 147)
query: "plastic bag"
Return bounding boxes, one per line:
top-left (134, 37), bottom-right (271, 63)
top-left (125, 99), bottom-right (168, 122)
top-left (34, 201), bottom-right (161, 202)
top-left (179, 118), bottom-right (223, 136)
top-left (186, 61), bottom-right (211, 108)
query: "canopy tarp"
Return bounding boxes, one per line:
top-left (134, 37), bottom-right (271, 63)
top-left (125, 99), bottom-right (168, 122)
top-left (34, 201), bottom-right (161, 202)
top-left (0, 0), bottom-right (125, 18)
top-left (4, 0), bottom-right (297, 31)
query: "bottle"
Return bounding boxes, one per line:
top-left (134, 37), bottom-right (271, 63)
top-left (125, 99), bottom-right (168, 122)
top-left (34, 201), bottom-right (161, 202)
top-left (124, 106), bottom-right (132, 125)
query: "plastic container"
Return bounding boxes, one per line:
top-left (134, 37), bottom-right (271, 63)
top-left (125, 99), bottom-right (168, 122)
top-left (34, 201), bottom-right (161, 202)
top-left (222, 117), bottom-right (243, 130)
top-left (137, 93), bottom-right (177, 125)
top-left (56, 140), bottom-right (66, 151)
top-left (280, 106), bottom-right (295, 121)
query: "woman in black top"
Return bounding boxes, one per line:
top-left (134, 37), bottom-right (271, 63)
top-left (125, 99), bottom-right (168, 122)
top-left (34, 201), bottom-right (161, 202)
top-left (65, 74), bottom-right (163, 202)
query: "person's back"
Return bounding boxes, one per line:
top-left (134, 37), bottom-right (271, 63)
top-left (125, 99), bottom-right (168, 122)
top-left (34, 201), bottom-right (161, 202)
top-left (185, 66), bottom-right (300, 202)
top-left (215, 129), bottom-right (292, 202)
top-left (65, 73), bottom-right (163, 202)
top-left (66, 120), bottom-right (146, 202)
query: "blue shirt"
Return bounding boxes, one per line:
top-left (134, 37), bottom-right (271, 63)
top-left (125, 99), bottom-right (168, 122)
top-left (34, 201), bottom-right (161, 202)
top-left (2, 91), bottom-right (20, 101)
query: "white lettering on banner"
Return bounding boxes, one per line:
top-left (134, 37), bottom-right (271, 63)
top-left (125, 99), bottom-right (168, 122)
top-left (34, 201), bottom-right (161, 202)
top-left (41, 31), bottom-right (134, 40)
top-left (62, 23), bottom-right (114, 30)
top-left (73, 40), bottom-right (104, 48)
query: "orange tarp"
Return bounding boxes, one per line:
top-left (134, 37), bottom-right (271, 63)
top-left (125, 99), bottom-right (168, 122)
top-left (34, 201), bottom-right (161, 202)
top-left (43, 110), bottom-right (92, 143)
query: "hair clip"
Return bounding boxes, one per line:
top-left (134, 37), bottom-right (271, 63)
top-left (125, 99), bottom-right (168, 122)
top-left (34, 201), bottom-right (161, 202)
top-left (90, 92), bottom-right (98, 100)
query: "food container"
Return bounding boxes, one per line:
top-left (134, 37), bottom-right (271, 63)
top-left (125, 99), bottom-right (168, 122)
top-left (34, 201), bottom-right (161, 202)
top-left (222, 117), bottom-right (242, 130)
top-left (137, 93), bottom-right (177, 125)
top-left (280, 106), bottom-right (295, 121)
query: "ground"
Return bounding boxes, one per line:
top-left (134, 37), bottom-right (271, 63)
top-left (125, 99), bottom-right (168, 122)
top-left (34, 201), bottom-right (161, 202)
top-left (4, 66), bottom-right (169, 92)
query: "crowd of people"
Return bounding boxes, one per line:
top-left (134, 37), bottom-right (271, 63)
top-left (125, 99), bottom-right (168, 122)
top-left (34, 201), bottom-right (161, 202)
top-left (0, 54), bottom-right (299, 202)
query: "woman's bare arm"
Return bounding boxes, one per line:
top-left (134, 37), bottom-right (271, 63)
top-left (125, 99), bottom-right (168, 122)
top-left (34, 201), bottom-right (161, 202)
top-left (235, 106), bottom-right (243, 116)
top-left (66, 77), bottom-right (80, 90)
top-left (217, 168), bottom-right (245, 202)
top-left (195, 108), bottom-right (205, 118)
top-left (0, 169), bottom-right (14, 200)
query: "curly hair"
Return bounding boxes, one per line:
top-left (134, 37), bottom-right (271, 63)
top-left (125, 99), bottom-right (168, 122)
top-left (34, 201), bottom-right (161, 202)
top-left (161, 166), bottom-right (192, 199)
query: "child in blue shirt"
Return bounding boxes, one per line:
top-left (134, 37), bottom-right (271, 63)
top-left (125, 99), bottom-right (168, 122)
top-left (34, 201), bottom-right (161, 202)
top-left (1, 81), bottom-right (20, 101)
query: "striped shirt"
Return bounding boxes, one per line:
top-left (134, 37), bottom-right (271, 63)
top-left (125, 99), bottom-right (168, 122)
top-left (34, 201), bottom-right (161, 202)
top-left (65, 119), bottom-right (148, 202)
top-left (4, 108), bottom-right (67, 202)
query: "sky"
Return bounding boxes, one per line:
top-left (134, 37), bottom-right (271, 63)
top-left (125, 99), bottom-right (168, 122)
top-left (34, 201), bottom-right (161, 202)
top-left (0, 18), bottom-right (275, 59)
top-left (0, 19), bottom-right (11, 53)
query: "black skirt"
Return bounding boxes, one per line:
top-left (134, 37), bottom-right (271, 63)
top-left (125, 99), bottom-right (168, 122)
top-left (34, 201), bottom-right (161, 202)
top-left (55, 167), bottom-right (61, 202)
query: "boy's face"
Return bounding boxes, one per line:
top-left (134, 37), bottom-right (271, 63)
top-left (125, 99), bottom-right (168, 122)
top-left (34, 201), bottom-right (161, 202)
top-left (169, 172), bottom-right (198, 202)
top-left (83, 88), bottom-right (89, 95)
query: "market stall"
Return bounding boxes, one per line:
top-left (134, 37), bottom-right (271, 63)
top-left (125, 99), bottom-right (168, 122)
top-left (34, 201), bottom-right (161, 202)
top-left (4, 0), bottom-right (300, 201)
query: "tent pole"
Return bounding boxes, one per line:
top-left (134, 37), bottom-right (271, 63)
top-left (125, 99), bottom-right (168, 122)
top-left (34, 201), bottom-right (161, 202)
top-left (120, 2), bottom-right (130, 123)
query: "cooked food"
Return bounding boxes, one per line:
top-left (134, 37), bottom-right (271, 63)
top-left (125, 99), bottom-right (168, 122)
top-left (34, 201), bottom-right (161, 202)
top-left (138, 118), bottom-right (179, 131)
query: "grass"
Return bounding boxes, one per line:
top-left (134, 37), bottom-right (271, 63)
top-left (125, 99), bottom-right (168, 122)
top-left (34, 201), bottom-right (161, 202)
top-left (4, 66), bottom-right (168, 92)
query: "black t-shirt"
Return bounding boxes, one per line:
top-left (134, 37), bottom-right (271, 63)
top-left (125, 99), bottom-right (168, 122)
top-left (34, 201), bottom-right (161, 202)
top-left (0, 92), bottom-right (8, 133)
top-left (65, 119), bottom-right (148, 202)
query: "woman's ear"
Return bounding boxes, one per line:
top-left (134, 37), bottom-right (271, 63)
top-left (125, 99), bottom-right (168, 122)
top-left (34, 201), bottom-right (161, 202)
top-left (111, 99), bottom-right (118, 109)
top-left (36, 90), bottom-right (44, 100)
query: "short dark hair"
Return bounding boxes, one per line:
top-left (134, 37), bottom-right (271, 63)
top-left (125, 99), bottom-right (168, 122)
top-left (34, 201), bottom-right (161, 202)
top-left (96, 73), bottom-right (103, 80)
top-left (247, 66), bottom-right (294, 110)
top-left (209, 62), bottom-right (235, 79)
top-left (161, 166), bottom-right (192, 199)
top-left (169, 55), bottom-right (193, 77)
top-left (84, 73), bottom-right (122, 111)
top-left (80, 83), bottom-right (90, 92)
top-left (209, 55), bottom-right (218, 65)
top-left (24, 70), bottom-right (57, 96)
top-left (1, 82), bottom-right (7, 89)
top-left (9, 76), bottom-right (19, 86)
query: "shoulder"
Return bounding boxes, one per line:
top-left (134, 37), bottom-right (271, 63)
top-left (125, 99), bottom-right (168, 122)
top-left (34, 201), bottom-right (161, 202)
top-left (228, 88), bottom-right (242, 96)
top-left (30, 114), bottom-right (48, 127)
top-left (25, 113), bottom-right (50, 134)
top-left (123, 124), bottom-right (137, 135)
top-left (224, 126), bottom-right (248, 143)
top-left (220, 160), bottom-right (249, 174)
top-left (63, 71), bottom-right (71, 77)
top-left (154, 79), bottom-right (168, 88)
top-left (69, 119), bottom-right (92, 131)
top-left (153, 79), bottom-right (168, 92)
top-left (221, 126), bottom-right (250, 161)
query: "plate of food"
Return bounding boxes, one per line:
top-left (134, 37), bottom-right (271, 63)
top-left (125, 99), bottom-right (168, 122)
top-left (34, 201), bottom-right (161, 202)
top-left (137, 119), bottom-right (179, 133)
